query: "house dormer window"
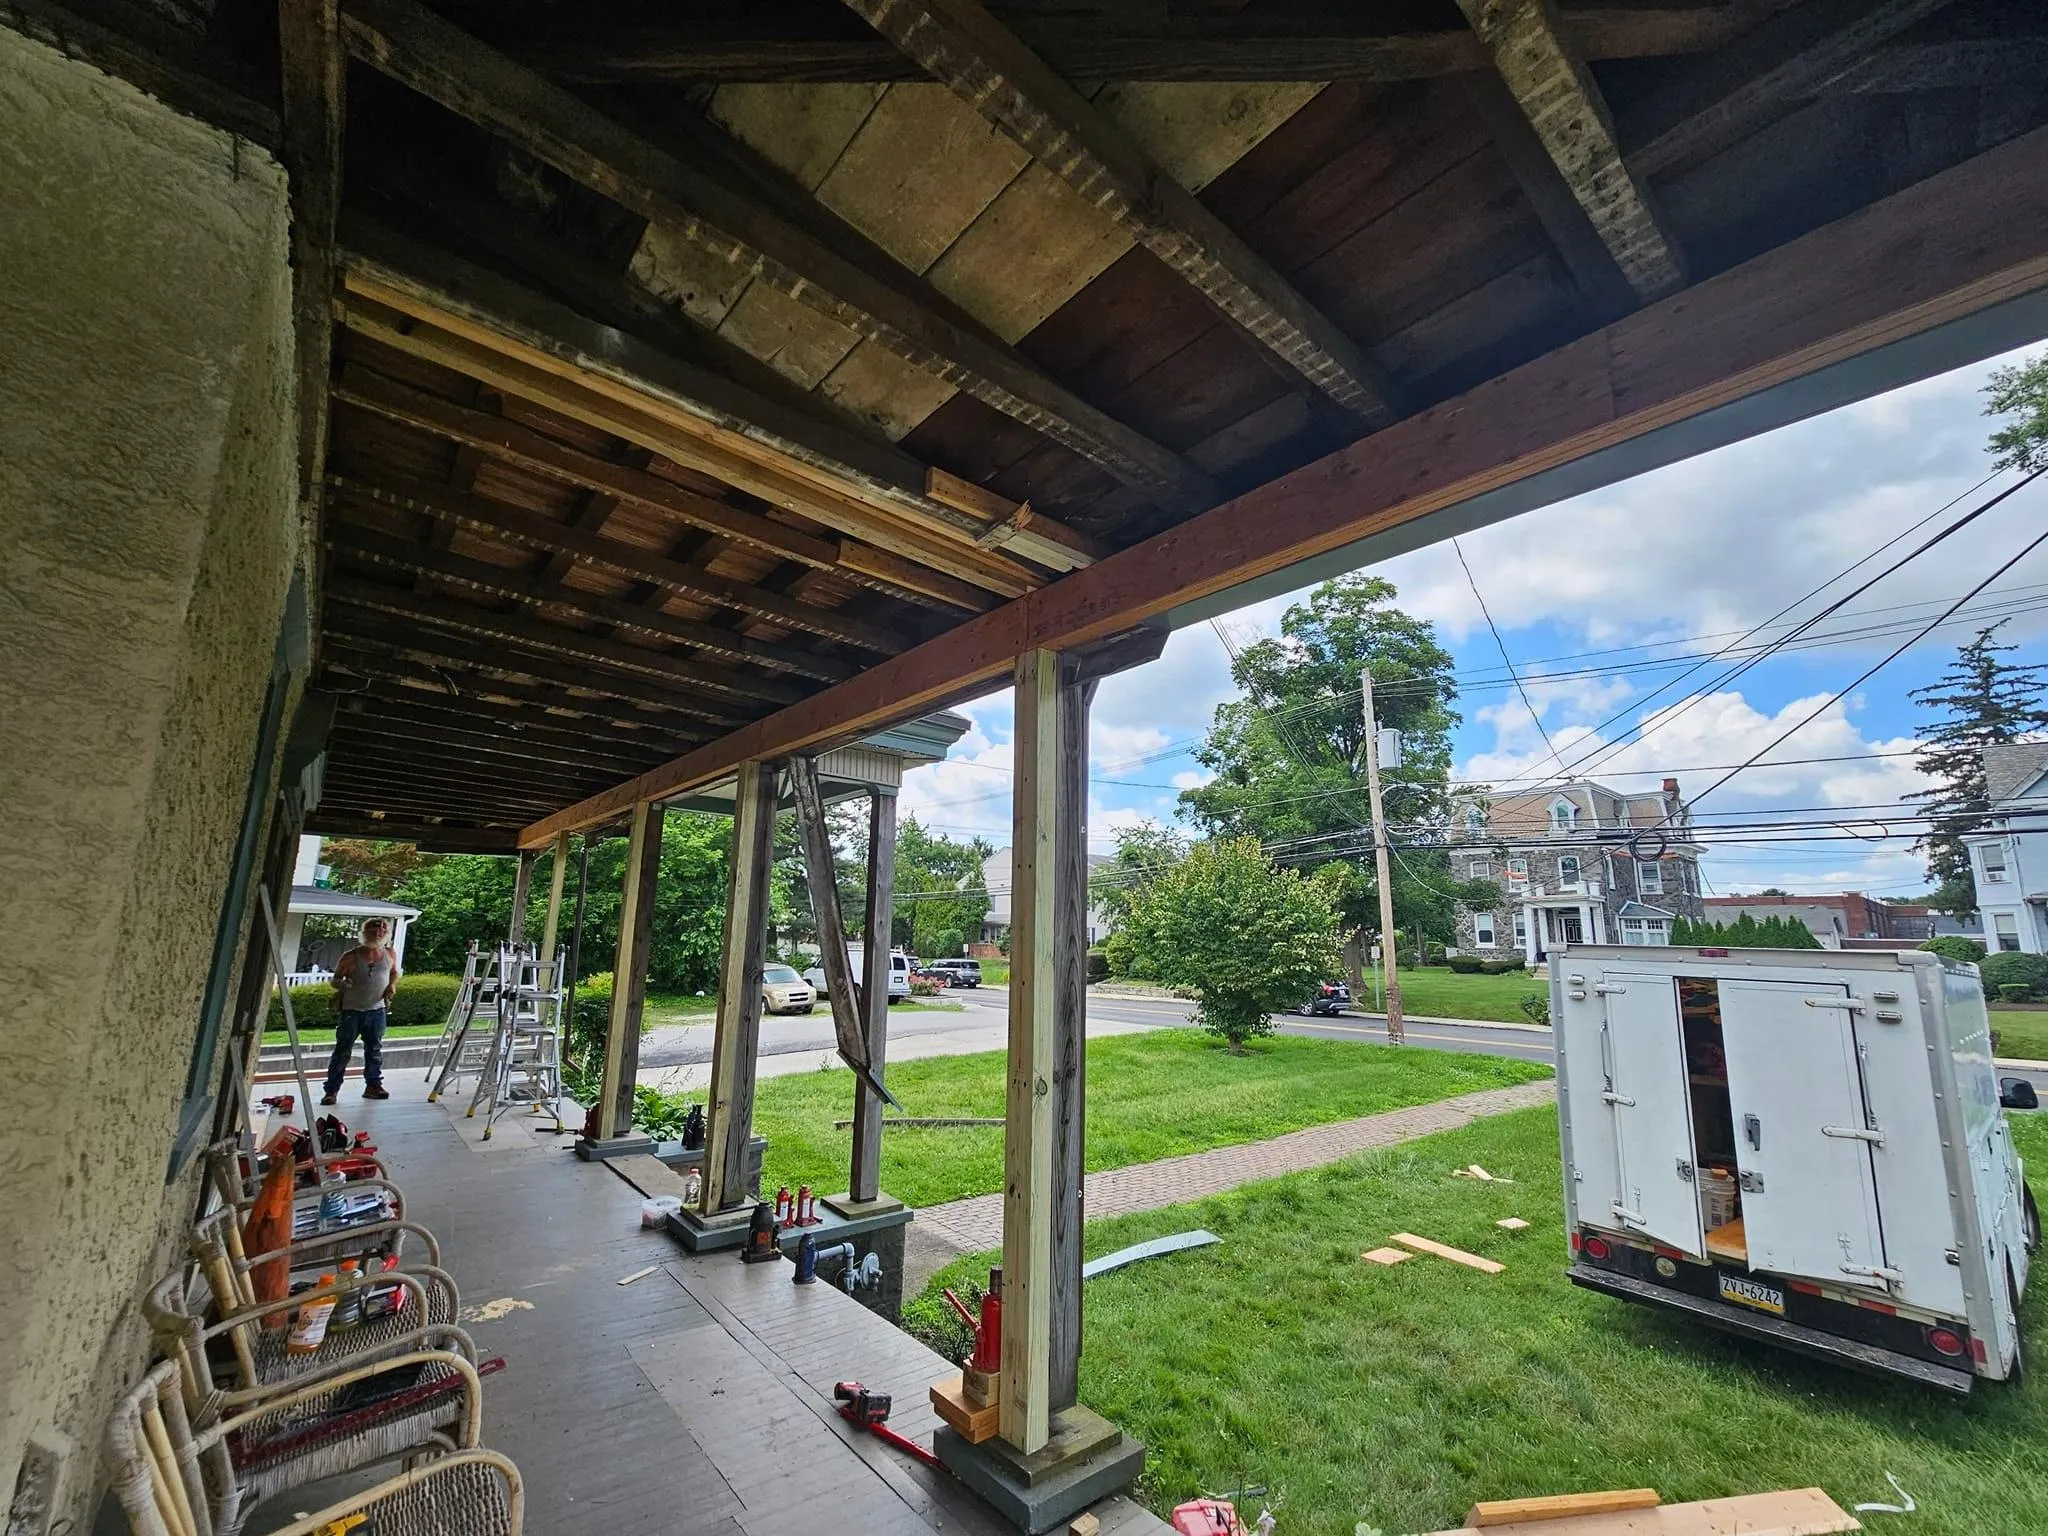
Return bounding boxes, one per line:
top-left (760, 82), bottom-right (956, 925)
top-left (1549, 798), bottom-right (1577, 833)
top-left (1464, 805), bottom-right (1485, 835)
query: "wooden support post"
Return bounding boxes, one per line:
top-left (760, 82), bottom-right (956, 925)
top-left (789, 756), bottom-right (870, 1076)
top-left (507, 848), bottom-right (536, 946)
top-left (702, 761), bottom-right (778, 1211)
top-left (1049, 669), bottom-right (1095, 1412)
top-left (1001, 648), bottom-right (1067, 1452)
top-left (539, 830), bottom-right (570, 962)
top-left (850, 787), bottom-right (898, 1203)
top-left (594, 800), bottom-right (663, 1140)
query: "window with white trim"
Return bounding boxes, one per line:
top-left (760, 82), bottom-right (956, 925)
top-left (1995, 913), bottom-right (2021, 952)
top-left (1468, 857), bottom-right (1492, 880)
top-left (1507, 857), bottom-right (1528, 887)
top-left (1637, 859), bottom-right (1662, 895)
top-left (1513, 913), bottom-right (1527, 948)
top-left (1474, 912), bottom-right (1496, 947)
top-left (1465, 805), bottom-right (1486, 834)
top-left (1558, 854), bottom-right (1580, 886)
top-left (1982, 842), bottom-right (2009, 883)
top-left (1549, 798), bottom-right (1577, 833)
top-left (1621, 917), bottom-right (1670, 946)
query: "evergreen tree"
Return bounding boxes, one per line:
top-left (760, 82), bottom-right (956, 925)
top-left (1985, 350), bottom-right (2048, 474)
top-left (1907, 623), bottom-right (2048, 916)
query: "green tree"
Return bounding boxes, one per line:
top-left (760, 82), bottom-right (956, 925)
top-left (888, 817), bottom-right (992, 958)
top-left (319, 838), bottom-right (433, 898)
top-left (1985, 349), bottom-right (2048, 473)
top-left (1179, 576), bottom-right (1499, 957)
top-left (1907, 623), bottom-right (2048, 916)
top-left (1123, 836), bottom-right (1341, 1052)
top-left (1089, 823), bottom-right (1187, 933)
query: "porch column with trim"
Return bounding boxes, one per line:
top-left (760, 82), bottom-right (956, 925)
top-left (594, 799), bottom-right (663, 1141)
top-left (701, 760), bottom-right (778, 1213)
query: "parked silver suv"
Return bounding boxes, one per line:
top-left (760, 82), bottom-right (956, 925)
top-left (927, 958), bottom-right (983, 988)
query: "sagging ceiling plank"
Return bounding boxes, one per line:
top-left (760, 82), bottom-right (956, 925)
top-left (330, 709), bottom-right (661, 776)
top-left (518, 124), bottom-right (2048, 848)
top-left (323, 680), bottom-right (698, 758)
top-left (1625, 0), bottom-right (1959, 181)
top-left (336, 294), bottom-right (1044, 599)
top-left (336, 0), bottom-right (1219, 515)
top-left (530, 2), bottom-right (1783, 85)
top-left (342, 223), bottom-right (1101, 574)
top-left (317, 653), bottom-right (712, 746)
top-left (843, 0), bottom-right (1398, 426)
top-left (1455, 0), bottom-right (1684, 301)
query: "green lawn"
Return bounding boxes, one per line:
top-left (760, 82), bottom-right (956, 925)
top-left (1993, 1009), bottom-right (2048, 1062)
top-left (1370, 965), bottom-right (1547, 1024)
top-left (909, 1108), bottom-right (2048, 1536)
top-left (755, 1029), bottom-right (1548, 1208)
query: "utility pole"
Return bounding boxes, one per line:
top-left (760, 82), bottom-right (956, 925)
top-left (1361, 668), bottom-right (1404, 1044)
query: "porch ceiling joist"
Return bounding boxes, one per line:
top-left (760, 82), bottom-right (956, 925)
top-left (279, 0), bottom-right (343, 504)
top-left (528, 1), bottom-right (1781, 85)
top-left (336, 0), bottom-right (1220, 516)
top-left (1455, 0), bottom-right (1684, 302)
top-left (301, 813), bottom-right (525, 853)
top-left (840, 0), bottom-right (1399, 426)
top-left (320, 676), bottom-right (701, 756)
top-left (328, 709), bottom-right (668, 777)
top-left (518, 124), bottom-right (2048, 848)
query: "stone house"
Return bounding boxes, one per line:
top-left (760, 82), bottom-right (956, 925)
top-left (1452, 777), bottom-right (1706, 964)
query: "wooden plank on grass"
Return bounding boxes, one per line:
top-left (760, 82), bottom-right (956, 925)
top-left (1391, 1233), bottom-right (1505, 1274)
top-left (1496, 1217), bottom-right (1530, 1231)
top-left (1360, 1247), bottom-right (1413, 1266)
top-left (1439, 1486), bottom-right (1860, 1534)
top-left (1465, 1488), bottom-right (1660, 1527)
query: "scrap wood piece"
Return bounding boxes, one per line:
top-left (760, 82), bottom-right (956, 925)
top-left (1391, 1233), bottom-right (1504, 1275)
top-left (617, 1265), bottom-right (659, 1287)
top-left (1452, 1164), bottom-right (1515, 1183)
top-left (1069, 1515), bottom-right (1100, 1536)
top-left (1436, 1487), bottom-right (1860, 1535)
top-left (1361, 1247), bottom-right (1414, 1266)
top-left (831, 1115), bottom-right (1004, 1129)
top-left (608, 1153), bottom-right (694, 1201)
top-left (1082, 1229), bottom-right (1221, 1279)
top-left (1466, 1488), bottom-right (1660, 1527)
top-left (930, 1374), bottom-right (998, 1444)
top-left (1497, 1217), bottom-right (1531, 1231)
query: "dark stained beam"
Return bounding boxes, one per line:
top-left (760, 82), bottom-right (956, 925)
top-left (518, 124), bottom-right (2048, 848)
top-left (1794, 39), bottom-right (2048, 96)
top-left (1625, 0), bottom-right (1959, 181)
top-left (843, 0), bottom-right (1399, 426)
top-left (330, 699), bottom-right (669, 774)
top-left (301, 813), bottom-right (524, 853)
top-left (328, 466), bottom-right (914, 652)
top-left (322, 755), bottom-right (607, 803)
top-left (337, 0), bottom-right (1219, 514)
top-left (325, 517), bottom-right (860, 682)
top-left (280, 0), bottom-right (345, 505)
top-left (1456, 0), bottom-right (1684, 300)
top-left (527, 1), bottom-right (1784, 84)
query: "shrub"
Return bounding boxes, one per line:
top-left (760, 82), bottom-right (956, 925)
top-left (266, 972), bottom-right (462, 1033)
top-left (1102, 929), bottom-right (1141, 978)
top-left (1518, 991), bottom-right (1551, 1026)
top-left (1479, 959), bottom-right (1526, 975)
top-left (1446, 954), bottom-right (1484, 974)
top-left (1999, 983), bottom-right (2033, 1004)
top-left (1981, 951), bottom-right (2048, 999)
top-left (1086, 949), bottom-right (1111, 983)
top-left (1921, 935), bottom-right (1987, 965)
top-left (631, 1083), bottom-right (698, 1140)
top-left (910, 975), bottom-right (943, 997)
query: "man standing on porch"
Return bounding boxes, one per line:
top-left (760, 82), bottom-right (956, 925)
top-left (322, 917), bottom-right (400, 1104)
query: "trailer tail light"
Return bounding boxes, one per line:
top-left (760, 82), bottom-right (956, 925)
top-left (1926, 1326), bottom-right (1966, 1359)
top-left (1972, 1337), bottom-right (1987, 1364)
top-left (1582, 1234), bottom-right (1612, 1262)
top-left (1569, 1231), bottom-right (1582, 1253)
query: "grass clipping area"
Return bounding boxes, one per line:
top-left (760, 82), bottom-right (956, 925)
top-left (756, 1029), bottom-right (1549, 1210)
top-left (1992, 1009), bottom-right (2048, 1062)
top-left (910, 1108), bottom-right (2048, 1536)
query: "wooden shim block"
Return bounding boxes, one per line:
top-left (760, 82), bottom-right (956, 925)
top-left (1391, 1234), bottom-right (1505, 1275)
top-left (930, 1374), bottom-right (1000, 1444)
top-left (1469, 1164), bottom-right (1494, 1180)
top-left (617, 1265), bottom-right (658, 1287)
top-left (1466, 1489), bottom-right (1661, 1527)
top-left (1497, 1217), bottom-right (1531, 1231)
top-left (1361, 1247), bottom-right (1414, 1266)
top-left (1070, 1514), bottom-right (1101, 1536)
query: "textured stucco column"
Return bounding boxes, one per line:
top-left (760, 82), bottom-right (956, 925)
top-left (0, 27), bottom-right (297, 1524)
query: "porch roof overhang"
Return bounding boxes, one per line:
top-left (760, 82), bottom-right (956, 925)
top-left (163, 0), bottom-right (2048, 851)
top-left (285, 885), bottom-right (421, 921)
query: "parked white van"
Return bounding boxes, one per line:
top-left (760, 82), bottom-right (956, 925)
top-left (802, 947), bottom-right (910, 1001)
top-left (1553, 944), bottom-right (2037, 1392)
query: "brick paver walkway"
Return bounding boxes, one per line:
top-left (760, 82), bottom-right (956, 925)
top-left (915, 1078), bottom-right (1556, 1253)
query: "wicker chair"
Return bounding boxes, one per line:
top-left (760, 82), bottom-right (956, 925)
top-left (202, 1142), bottom-right (413, 1283)
top-left (263, 1451), bottom-right (523, 1536)
top-left (108, 1354), bottom-right (500, 1536)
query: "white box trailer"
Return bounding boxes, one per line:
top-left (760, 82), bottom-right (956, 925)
top-left (1553, 945), bottom-right (2038, 1392)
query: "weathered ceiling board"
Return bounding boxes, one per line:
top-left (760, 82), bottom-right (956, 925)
top-left (629, 78), bottom-right (1330, 451)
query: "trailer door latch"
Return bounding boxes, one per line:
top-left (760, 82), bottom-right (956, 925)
top-left (1738, 1169), bottom-right (1766, 1193)
top-left (1593, 983), bottom-right (1627, 995)
top-left (1602, 1091), bottom-right (1636, 1106)
top-left (1822, 1125), bottom-right (1884, 1145)
top-left (1803, 997), bottom-right (1865, 1013)
top-left (1675, 1159), bottom-right (1694, 1182)
top-left (1612, 1206), bottom-right (1646, 1227)
top-left (1840, 1263), bottom-right (1907, 1286)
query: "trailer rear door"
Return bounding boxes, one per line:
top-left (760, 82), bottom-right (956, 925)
top-left (1602, 971), bottom-right (1704, 1257)
top-left (1720, 979), bottom-right (1890, 1289)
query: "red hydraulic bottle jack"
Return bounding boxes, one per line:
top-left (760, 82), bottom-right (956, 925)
top-left (943, 1264), bottom-right (1003, 1387)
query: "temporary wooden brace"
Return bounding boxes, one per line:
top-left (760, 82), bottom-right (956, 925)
top-left (789, 756), bottom-right (869, 1076)
top-left (850, 787), bottom-right (898, 1203)
top-left (1001, 647), bottom-right (1063, 1452)
top-left (507, 847), bottom-right (535, 945)
top-left (702, 760), bottom-right (778, 1212)
top-left (594, 800), bottom-right (663, 1140)
top-left (539, 829), bottom-right (570, 964)
top-left (1049, 665), bottom-right (1095, 1412)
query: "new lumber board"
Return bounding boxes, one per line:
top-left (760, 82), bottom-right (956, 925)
top-left (1430, 1487), bottom-right (1859, 1535)
top-left (1466, 1489), bottom-right (1659, 1526)
top-left (1391, 1233), bottom-right (1505, 1274)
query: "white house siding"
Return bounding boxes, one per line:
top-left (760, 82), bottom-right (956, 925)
top-left (1967, 744), bottom-right (2048, 954)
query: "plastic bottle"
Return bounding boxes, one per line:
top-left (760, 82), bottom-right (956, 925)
top-left (287, 1275), bottom-right (339, 1354)
top-left (316, 1167), bottom-right (347, 1232)
top-left (332, 1258), bottom-right (364, 1331)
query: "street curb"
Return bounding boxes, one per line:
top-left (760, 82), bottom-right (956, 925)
top-left (1340, 1011), bottom-right (1552, 1036)
top-left (1996, 1057), bottom-right (2048, 1071)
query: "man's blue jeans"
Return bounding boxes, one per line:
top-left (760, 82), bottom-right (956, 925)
top-left (324, 1007), bottom-right (387, 1094)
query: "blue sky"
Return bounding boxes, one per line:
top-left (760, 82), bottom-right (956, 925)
top-left (900, 343), bottom-right (2048, 899)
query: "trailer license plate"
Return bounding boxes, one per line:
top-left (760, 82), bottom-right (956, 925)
top-left (1718, 1274), bottom-right (1785, 1316)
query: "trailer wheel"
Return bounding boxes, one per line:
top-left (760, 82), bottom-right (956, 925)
top-left (2024, 1185), bottom-right (2041, 1255)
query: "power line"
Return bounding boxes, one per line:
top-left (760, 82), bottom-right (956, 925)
top-left (1456, 533), bottom-right (1562, 775)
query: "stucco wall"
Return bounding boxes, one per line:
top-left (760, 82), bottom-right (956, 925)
top-left (0, 25), bottom-right (299, 1521)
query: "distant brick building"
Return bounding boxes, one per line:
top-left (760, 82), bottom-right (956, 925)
top-left (1453, 777), bottom-right (1705, 964)
top-left (1702, 891), bottom-right (1937, 949)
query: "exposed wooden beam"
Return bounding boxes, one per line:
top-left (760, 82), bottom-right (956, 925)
top-left (1048, 663), bottom-right (1093, 1412)
top-left (280, 0), bottom-right (345, 508)
top-left (844, 0), bottom-right (1398, 425)
top-left (328, 705), bottom-right (665, 776)
top-left (323, 746), bottom-right (611, 798)
top-left (337, 0), bottom-right (1218, 513)
top-left (326, 518), bottom-right (859, 682)
top-left (702, 762), bottom-right (778, 1210)
top-left (343, 220), bottom-right (1102, 576)
top-left (301, 812), bottom-right (523, 852)
top-left (328, 468), bottom-right (914, 652)
top-left (1805, 39), bottom-right (2048, 96)
top-left (530, 1), bottom-right (1781, 84)
top-left (323, 678), bottom-right (696, 758)
top-left (790, 756), bottom-right (886, 1090)
top-left (1625, 0), bottom-right (1959, 181)
top-left (317, 652), bottom-right (710, 745)
top-left (1456, 0), bottom-right (1684, 301)
top-left (515, 125), bottom-right (2048, 850)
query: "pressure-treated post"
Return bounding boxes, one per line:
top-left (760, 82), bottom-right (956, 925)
top-left (595, 800), bottom-right (663, 1140)
top-left (1049, 669), bottom-right (1095, 1411)
top-left (539, 830), bottom-right (571, 963)
top-left (1002, 648), bottom-right (1065, 1452)
top-left (850, 787), bottom-right (898, 1203)
top-left (507, 848), bottom-right (536, 947)
top-left (702, 761), bottom-right (778, 1213)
